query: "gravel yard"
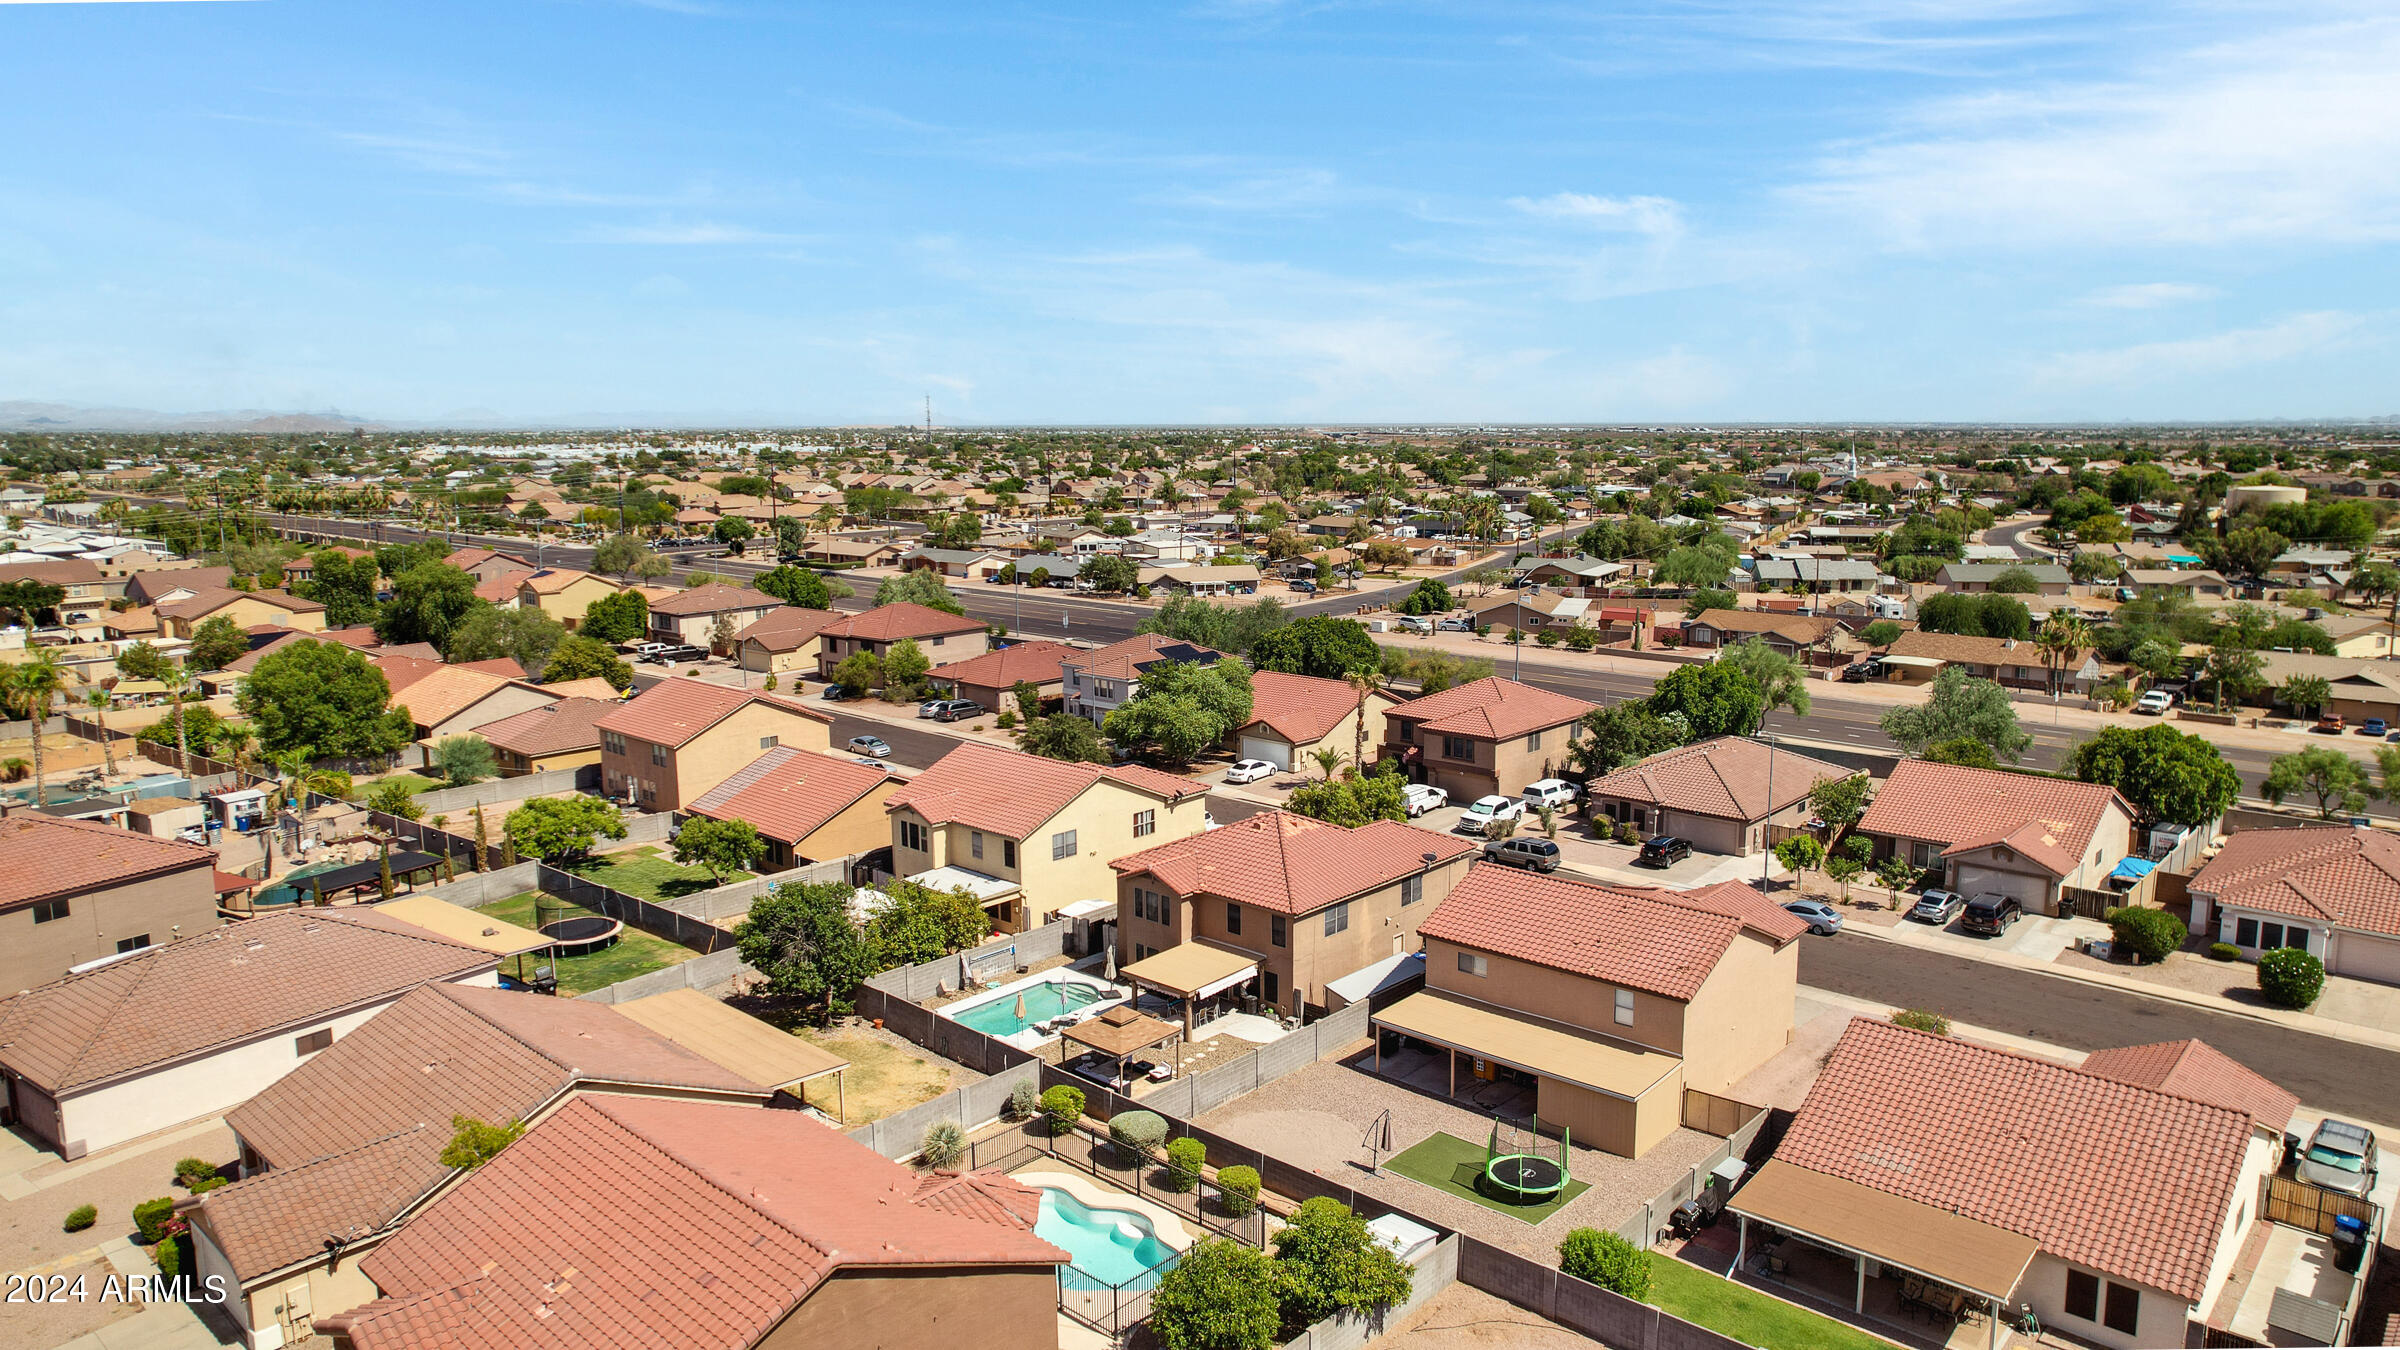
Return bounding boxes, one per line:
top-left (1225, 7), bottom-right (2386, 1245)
top-left (1, 1122), bottom-right (237, 1277)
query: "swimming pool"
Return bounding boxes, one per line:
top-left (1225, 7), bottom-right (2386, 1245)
top-left (1038, 1187), bottom-right (1177, 1290)
top-left (951, 978), bottom-right (1110, 1037)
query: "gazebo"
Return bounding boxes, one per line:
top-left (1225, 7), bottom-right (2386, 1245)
top-left (1062, 1004), bottom-right (1183, 1090)
top-left (1119, 942), bottom-right (1260, 1036)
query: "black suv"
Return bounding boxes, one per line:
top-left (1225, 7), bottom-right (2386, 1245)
top-left (1483, 838), bottom-right (1561, 873)
top-left (1960, 893), bottom-right (2024, 936)
top-left (1638, 836), bottom-right (1693, 867)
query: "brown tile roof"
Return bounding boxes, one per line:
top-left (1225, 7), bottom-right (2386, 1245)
top-left (1418, 866), bottom-right (1805, 1001)
top-left (927, 639), bottom-right (1078, 689)
top-left (1241, 669), bottom-right (1371, 746)
top-left (730, 604), bottom-right (840, 652)
top-left (442, 547), bottom-right (531, 571)
top-left (2188, 825), bottom-right (2400, 937)
top-left (128, 565), bottom-right (231, 605)
top-left (190, 1126), bottom-right (439, 1279)
top-left (471, 569), bottom-right (536, 604)
top-left (1111, 809), bottom-right (1472, 915)
top-left (1685, 609), bottom-right (1844, 646)
top-left (473, 697), bottom-right (620, 757)
top-left (329, 1095), bottom-right (1061, 1350)
top-left (687, 746), bottom-right (899, 845)
top-left (815, 600), bottom-right (986, 643)
top-left (2079, 1039), bottom-right (2300, 1133)
top-left (104, 605), bottom-right (160, 634)
top-left (1778, 1019), bottom-right (2255, 1302)
top-left (595, 675), bottom-right (830, 748)
top-left (1061, 632), bottom-right (1225, 682)
top-left (1583, 736), bottom-right (1851, 823)
top-left (1856, 759), bottom-right (2130, 878)
top-left (1388, 675), bottom-right (1596, 742)
top-left (0, 811), bottom-right (216, 911)
top-left (1887, 629), bottom-right (2093, 670)
top-left (387, 666), bottom-right (522, 729)
top-left (885, 742), bottom-right (1204, 838)
top-left (518, 567), bottom-right (604, 595)
top-left (647, 581), bottom-right (777, 617)
top-left (0, 558), bottom-right (104, 586)
top-left (0, 909), bottom-right (497, 1092)
top-left (538, 677), bottom-right (625, 702)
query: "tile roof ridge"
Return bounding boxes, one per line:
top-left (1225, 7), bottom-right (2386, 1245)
top-left (576, 1097), bottom-right (839, 1273)
top-left (424, 983), bottom-right (590, 1082)
top-left (1852, 1018), bottom-right (2256, 1128)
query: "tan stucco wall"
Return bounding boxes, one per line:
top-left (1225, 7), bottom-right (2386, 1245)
top-left (521, 575), bottom-right (622, 628)
top-left (891, 779), bottom-right (1208, 930)
top-left (229, 1244), bottom-right (381, 1350)
top-left (739, 636), bottom-right (822, 673)
top-left (1675, 934), bottom-right (1797, 1095)
top-left (1536, 1071), bottom-right (1682, 1159)
top-left (1425, 935), bottom-right (1687, 1055)
top-left (0, 863), bottom-right (218, 992)
top-left (755, 1264), bottom-right (1059, 1350)
top-left (790, 785), bottom-right (897, 864)
top-left (498, 746), bottom-right (602, 777)
top-left (603, 703), bottom-right (830, 811)
top-left (1391, 715), bottom-right (1581, 800)
top-left (170, 595), bottom-right (326, 637)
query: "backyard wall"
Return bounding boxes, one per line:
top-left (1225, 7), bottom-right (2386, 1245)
top-left (1458, 1239), bottom-right (1753, 1350)
top-left (575, 946), bottom-right (754, 1004)
top-left (402, 860), bottom-right (545, 908)
top-left (406, 764), bottom-right (599, 815)
top-left (1281, 1237), bottom-right (1459, 1350)
top-left (862, 919), bottom-right (1075, 1001)
top-left (845, 1061), bottom-right (1040, 1161)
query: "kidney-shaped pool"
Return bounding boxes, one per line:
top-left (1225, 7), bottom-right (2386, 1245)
top-left (1036, 1186), bottom-right (1178, 1290)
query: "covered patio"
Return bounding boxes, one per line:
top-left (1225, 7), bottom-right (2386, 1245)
top-left (616, 987), bottom-right (853, 1122)
top-left (1061, 1004), bottom-right (1184, 1093)
top-left (374, 892), bottom-right (557, 990)
top-left (1371, 991), bottom-right (1684, 1160)
top-left (1119, 942), bottom-right (1260, 1036)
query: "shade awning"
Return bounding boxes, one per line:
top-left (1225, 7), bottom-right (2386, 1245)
top-left (1727, 1161), bottom-right (2040, 1303)
top-left (1121, 942), bottom-right (1260, 999)
top-left (614, 988), bottom-right (847, 1090)
top-left (374, 894), bottom-right (552, 957)
top-left (1877, 654), bottom-right (1947, 668)
top-left (1064, 1005), bottom-right (1181, 1058)
top-left (1374, 991), bottom-right (1682, 1101)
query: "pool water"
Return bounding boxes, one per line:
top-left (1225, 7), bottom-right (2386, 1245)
top-left (249, 860), bottom-right (350, 909)
top-left (1038, 1188), bottom-right (1177, 1289)
top-left (951, 979), bottom-right (1108, 1037)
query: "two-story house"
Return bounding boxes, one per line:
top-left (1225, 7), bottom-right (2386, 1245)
top-left (813, 602), bottom-right (989, 681)
top-left (512, 568), bottom-right (627, 629)
top-left (0, 813), bottom-right (221, 993)
top-left (0, 558), bottom-right (109, 625)
top-left (596, 676), bottom-right (834, 811)
top-left (1113, 810), bottom-right (1475, 1025)
top-left (158, 587), bottom-right (328, 638)
top-left (1060, 634), bottom-right (1228, 727)
top-left (1381, 675), bottom-right (1596, 801)
top-left (1855, 759), bottom-right (2137, 917)
top-left (440, 546), bottom-right (535, 582)
top-left (645, 583), bottom-right (782, 650)
top-left (881, 743), bottom-right (1208, 933)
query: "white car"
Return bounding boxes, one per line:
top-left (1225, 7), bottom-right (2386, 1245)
top-left (1224, 759), bottom-right (1279, 784)
top-left (1402, 783), bottom-right (1450, 818)
top-left (847, 735), bottom-right (892, 759)
top-left (2134, 689), bottom-right (2176, 715)
top-left (1523, 779), bottom-right (1578, 810)
top-left (1454, 795), bottom-right (1528, 834)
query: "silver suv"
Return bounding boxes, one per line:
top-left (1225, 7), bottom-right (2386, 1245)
top-left (1482, 837), bottom-right (1561, 873)
top-left (2299, 1119), bottom-right (2378, 1197)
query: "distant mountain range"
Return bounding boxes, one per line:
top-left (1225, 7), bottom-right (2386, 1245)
top-left (0, 401), bottom-right (382, 433)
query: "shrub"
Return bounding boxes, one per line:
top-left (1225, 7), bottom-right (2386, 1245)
top-left (155, 1233), bottom-right (193, 1279)
top-left (1272, 1197), bottom-right (1412, 1331)
top-left (1613, 820), bottom-right (1638, 845)
top-left (189, 1176), bottom-right (227, 1195)
top-left (63, 1204), bottom-right (96, 1232)
top-left (133, 1196), bottom-right (177, 1244)
top-left (2207, 942), bottom-right (2242, 962)
top-left (2106, 906), bottom-right (2188, 965)
top-left (174, 1157), bottom-right (218, 1188)
top-left (919, 1120), bottom-right (967, 1168)
top-left (1559, 1228), bottom-right (1650, 1299)
top-left (1218, 1164), bottom-right (1261, 1216)
top-left (1039, 1084), bottom-right (1085, 1136)
top-left (1535, 629), bottom-right (1562, 647)
top-left (1891, 1008), bottom-right (1951, 1036)
top-left (1006, 1078), bottom-right (1040, 1121)
top-left (1110, 1109), bottom-right (1168, 1159)
top-left (997, 710), bottom-right (1017, 729)
top-left (2258, 947), bottom-right (2326, 1009)
top-left (1150, 1240), bottom-right (1280, 1350)
top-left (1164, 1137), bottom-right (1206, 1192)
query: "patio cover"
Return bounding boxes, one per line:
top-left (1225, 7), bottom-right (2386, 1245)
top-left (1877, 654), bottom-right (1946, 669)
top-left (1728, 1160), bottom-right (2040, 1303)
top-left (1121, 942), bottom-right (1259, 1000)
top-left (374, 894), bottom-right (552, 957)
top-left (1374, 991), bottom-right (1682, 1102)
top-left (1063, 1005), bottom-right (1180, 1059)
top-left (615, 988), bottom-right (847, 1091)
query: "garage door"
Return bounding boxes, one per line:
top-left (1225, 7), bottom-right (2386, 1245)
top-left (2338, 934), bottom-right (2400, 986)
top-left (1238, 735), bottom-right (1292, 771)
top-left (1951, 864), bottom-right (2049, 910)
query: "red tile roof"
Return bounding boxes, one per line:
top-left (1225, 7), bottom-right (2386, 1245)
top-left (815, 601), bottom-right (986, 643)
top-left (1060, 632), bottom-right (1226, 682)
top-left (329, 1095), bottom-right (1061, 1350)
top-left (884, 742), bottom-right (1204, 838)
top-left (687, 746), bottom-right (898, 845)
top-left (0, 812), bottom-right (215, 910)
top-left (1856, 759), bottom-right (2130, 879)
top-left (1242, 669), bottom-right (1372, 746)
top-left (471, 568), bottom-right (536, 604)
top-left (2188, 825), bottom-right (2400, 937)
top-left (596, 676), bottom-right (830, 747)
top-left (442, 547), bottom-right (531, 571)
top-left (2079, 1039), bottom-right (2300, 1133)
top-left (474, 697), bottom-right (621, 757)
top-left (1112, 810), bottom-right (1473, 915)
top-left (0, 909), bottom-right (497, 1092)
top-left (1388, 676), bottom-right (1596, 742)
top-left (1583, 735), bottom-right (1850, 822)
top-left (928, 639), bottom-right (1078, 690)
top-left (1417, 866), bottom-right (1805, 1001)
top-left (1779, 1019), bottom-right (2255, 1302)
top-left (386, 665), bottom-right (521, 729)
top-left (730, 604), bottom-right (840, 652)
top-left (646, 582), bottom-right (778, 617)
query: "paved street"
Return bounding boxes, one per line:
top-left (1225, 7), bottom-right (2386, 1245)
top-left (1799, 934), bottom-right (2400, 1122)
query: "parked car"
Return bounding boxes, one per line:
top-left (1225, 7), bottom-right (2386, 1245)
top-left (1437, 617), bottom-right (1474, 632)
top-left (2298, 1119), bottom-right (2378, 1198)
top-left (1224, 759), bottom-right (1279, 784)
top-left (847, 735), bottom-right (892, 759)
top-left (2364, 719), bottom-right (2390, 737)
top-left (820, 683), bottom-right (851, 702)
top-left (1960, 893), bottom-right (2024, 936)
top-left (917, 699), bottom-right (951, 718)
top-left (1522, 779), bottom-right (1578, 810)
top-left (928, 699), bottom-right (982, 723)
top-left (2319, 713), bottom-right (2347, 733)
top-left (1841, 660), bottom-right (1885, 683)
top-left (1483, 837), bottom-right (1562, 873)
top-left (1638, 836), bottom-right (1693, 867)
top-left (1391, 615), bottom-right (1433, 635)
top-left (625, 641), bottom-right (673, 659)
top-left (1402, 783), bottom-right (1449, 818)
top-left (1454, 795), bottom-right (1528, 834)
top-left (1783, 899), bottom-right (1844, 935)
top-left (176, 824), bottom-right (211, 845)
top-left (1289, 579), bottom-right (1318, 594)
top-left (1909, 889), bottom-right (1966, 924)
top-left (2133, 689), bottom-right (2175, 715)
top-left (642, 644), bottom-right (707, 664)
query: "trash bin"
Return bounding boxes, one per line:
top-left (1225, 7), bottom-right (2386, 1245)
top-left (2331, 1215), bottom-right (2367, 1274)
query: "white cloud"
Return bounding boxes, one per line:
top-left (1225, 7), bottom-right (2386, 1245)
top-left (2078, 282), bottom-right (2219, 310)
top-left (2030, 311), bottom-right (2367, 389)
top-left (1508, 192), bottom-right (1685, 238)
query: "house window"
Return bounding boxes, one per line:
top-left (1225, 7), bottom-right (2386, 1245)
top-left (2064, 1271), bottom-right (2098, 1323)
top-left (1526, 729), bottom-right (1543, 751)
top-left (1004, 838), bottom-right (1017, 868)
top-left (1615, 989), bottom-right (1635, 1026)
top-left (1134, 809), bottom-right (1155, 838)
top-left (116, 935), bottom-right (150, 954)
top-left (1402, 875), bottom-right (1423, 906)
top-left (31, 898), bottom-right (69, 924)
top-left (1271, 915), bottom-right (1287, 948)
top-left (602, 731), bottom-right (626, 755)
top-left (2287, 928), bottom-right (2310, 953)
top-left (759, 735), bottom-right (778, 750)
top-left (1442, 736), bottom-right (1473, 760)
top-left (971, 831), bottom-right (984, 860)
top-left (1226, 903), bottom-right (1242, 935)
top-left (2261, 921), bottom-right (2284, 950)
top-left (1398, 721), bottom-right (1414, 743)
top-left (1052, 829), bottom-right (1077, 861)
top-left (899, 820), bottom-right (929, 852)
top-left (2102, 1282), bottom-right (2139, 1336)
top-left (1323, 901), bottom-right (1351, 937)
top-left (2236, 917), bottom-right (2259, 948)
top-left (649, 743), bottom-right (668, 766)
top-left (1457, 951), bottom-right (1487, 977)
top-left (1909, 840), bottom-right (1942, 869)
top-left (295, 1028), bottom-right (334, 1056)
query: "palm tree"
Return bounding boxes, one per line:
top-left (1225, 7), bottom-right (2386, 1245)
top-left (86, 687), bottom-right (116, 776)
top-left (4, 652), bottom-right (69, 807)
top-left (1309, 746), bottom-right (1345, 782)
top-left (2034, 615), bottom-right (2092, 698)
top-left (159, 662), bottom-right (194, 766)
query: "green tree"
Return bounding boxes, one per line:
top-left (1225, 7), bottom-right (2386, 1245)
top-left (2203, 640), bottom-right (2266, 711)
top-left (236, 640), bottom-right (413, 759)
top-left (734, 880), bottom-right (876, 1021)
top-left (1104, 661), bottom-right (1254, 764)
top-left (1721, 638), bottom-right (1809, 728)
top-left (1285, 771), bottom-right (1408, 826)
top-left (862, 878), bottom-right (991, 966)
top-left (1, 652), bottom-right (68, 806)
top-left (580, 589), bottom-right (650, 643)
top-left (1655, 538), bottom-right (1737, 589)
top-left (2263, 746), bottom-right (2373, 819)
top-left (2066, 723), bottom-right (2241, 825)
top-left (1249, 615), bottom-right (1380, 679)
top-left (594, 533), bottom-right (670, 581)
top-left (1988, 565), bottom-right (2042, 594)
top-left (1808, 773), bottom-right (1873, 829)
top-left (1141, 594), bottom-right (1289, 656)
top-left (1019, 712), bottom-right (1111, 764)
top-left (432, 735), bottom-right (495, 787)
top-left (1923, 737), bottom-right (2000, 768)
top-left (672, 816), bottom-right (764, 883)
top-left (542, 634), bottom-right (635, 690)
top-left (376, 563), bottom-right (486, 649)
top-left (830, 650), bottom-right (883, 694)
top-left (1078, 553), bottom-right (1140, 594)
top-left (1397, 579), bottom-right (1452, 615)
top-left (186, 614), bottom-right (251, 671)
top-left (1684, 588), bottom-right (1738, 617)
top-left (1149, 1240), bottom-right (1280, 1350)
top-left (873, 569), bottom-right (966, 615)
top-left (880, 638), bottom-right (932, 698)
top-left (1568, 702), bottom-right (1690, 774)
top-left (444, 605), bottom-right (566, 670)
top-left (1879, 666), bottom-right (2030, 763)
top-left (0, 579), bottom-right (64, 627)
top-left (114, 640), bottom-right (170, 682)
top-left (1270, 1197), bottom-right (1412, 1333)
top-left (1647, 662), bottom-right (1765, 740)
top-left (2220, 524), bottom-right (2289, 578)
top-left (1775, 833), bottom-right (1825, 879)
top-left (710, 516), bottom-right (755, 552)
top-left (366, 778), bottom-right (422, 820)
top-left (753, 565), bottom-right (833, 609)
top-left (297, 548), bottom-right (381, 627)
top-left (503, 795), bottom-right (629, 864)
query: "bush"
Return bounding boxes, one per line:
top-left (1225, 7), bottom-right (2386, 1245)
top-left (1559, 1228), bottom-right (1650, 1299)
top-left (155, 1233), bottom-right (193, 1280)
top-left (1218, 1164), bottom-right (1261, 1216)
top-left (133, 1196), bottom-right (177, 1244)
top-left (1891, 1008), bottom-right (1951, 1036)
top-left (1272, 1197), bottom-right (1413, 1331)
top-left (919, 1120), bottom-right (966, 1169)
top-left (1613, 819), bottom-right (1638, 845)
top-left (2207, 942), bottom-right (2242, 962)
top-left (1150, 1239), bottom-right (1281, 1350)
top-left (174, 1157), bottom-right (217, 1188)
top-left (1039, 1084), bottom-right (1085, 1136)
top-left (1535, 629), bottom-right (1562, 647)
top-left (1110, 1109), bottom-right (1168, 1159)
top-left (1007, 1078), bottom-right (1040, 1121)
top-left (1164, 1137), bottom-right (1206, 1192)
top-left (63, 1204), bottom-right (96, 1232)
top-left (2258, 947), bottom-right (2326, 1009)
top-left (997, 710), bottom-right (1017, 729)
top-left (188, 1176), bottom-right (227, 1195)
top-left (2106, 906), bottom-right (2188, 965)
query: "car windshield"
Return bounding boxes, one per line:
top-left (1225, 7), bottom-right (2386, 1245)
top-left (2307, 1143), bottom-right (2366, 1171)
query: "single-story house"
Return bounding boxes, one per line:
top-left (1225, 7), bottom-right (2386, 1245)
top-left (732, 605), bottom-right (840, 675)
top-left (685, 746), bottom-right (905, 871)
top-left (1855, 759), bottom-right (2137, 916)
top-left (2187, 826), bottom-right (2400, 984)
top-left (926, 639), bottom-right (1077, 715)
top-left (1583, 736), bottom-right (1853, 857)
top-left (1230, 669), bottom-right (1395, 773)
top-left (473, 696), bottom-right (620, 776)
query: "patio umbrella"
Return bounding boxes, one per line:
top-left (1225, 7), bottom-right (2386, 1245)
top-left (1103, 943), bottom-right (1117, 983)
top-left (1014, 992), bottom-right (1028, 1022)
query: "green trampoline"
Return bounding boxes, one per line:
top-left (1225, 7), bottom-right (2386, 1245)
top-left (1482, 1115), bottom-right (1571, 1204)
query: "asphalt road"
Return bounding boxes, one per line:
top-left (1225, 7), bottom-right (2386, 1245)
top-left (1800, 934), bottom-right (2400, 1122)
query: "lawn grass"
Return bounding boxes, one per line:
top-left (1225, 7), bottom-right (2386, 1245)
top-left (1645, 1254), bottom-right (1900, 1350)
top-left (358, 772), bottom-right (440, 797)
top-left (473, 890), bottom-right (699, 996)
top-left (790, 1030), bottom-right (960, 1126)
top-left (569, 844), bottom-right (749, 903)
top-left (1381, 1130), bottom-right (1591, 1225)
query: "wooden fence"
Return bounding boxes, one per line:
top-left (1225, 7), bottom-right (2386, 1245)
top-left (2261, 1174), bottom-right (2378, 1237)
top-left (1681, 1088), bottom-right (1763, 1137)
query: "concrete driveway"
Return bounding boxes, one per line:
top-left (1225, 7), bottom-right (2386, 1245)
top-left (1875, 908), bottom-right (2110, 961)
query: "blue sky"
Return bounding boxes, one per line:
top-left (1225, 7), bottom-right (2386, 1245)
top-left (2, 1), bottom-right (2396, 425)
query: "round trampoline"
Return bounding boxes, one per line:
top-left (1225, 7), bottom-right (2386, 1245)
top-left (1482, 1153), bottom-right (1568, 1204)
top-left (539, 915), bottom-right (623, 956)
